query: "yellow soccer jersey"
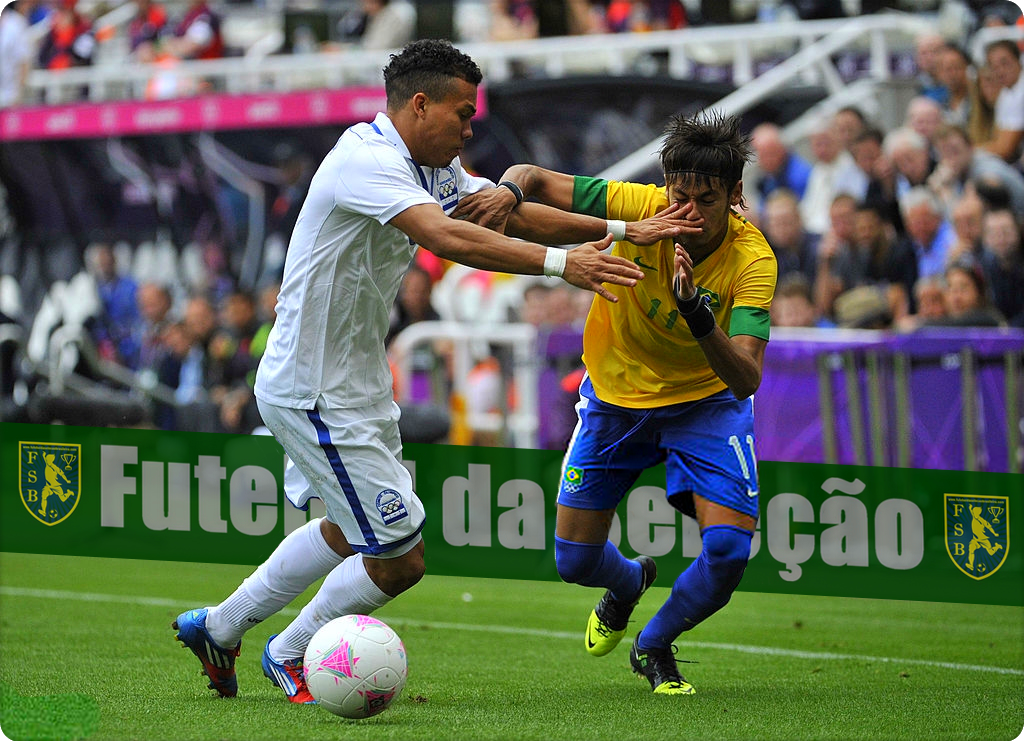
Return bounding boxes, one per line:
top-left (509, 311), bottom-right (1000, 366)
top-left (572, 176), bottom-right (777, 408)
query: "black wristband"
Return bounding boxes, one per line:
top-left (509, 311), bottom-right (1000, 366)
top-left (674, 276), bottom-right (715, 339)
top-left (683, 301), bottom-right (716, 340)
top-left (673, 275), bottom-right (701, 314)
top-left (498, 180), bottom-right (524, 206)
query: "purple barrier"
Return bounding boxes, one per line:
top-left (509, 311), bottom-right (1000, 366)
top-left (538, 327), bottom-right (1024, 474)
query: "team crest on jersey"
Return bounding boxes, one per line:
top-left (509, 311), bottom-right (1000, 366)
top-left (944, 493), bottom-right (1008, 580)
top-left (19, 442), bottom-right (81, 526)
top-left (696, 287), bottom-right (721, 308)
top-left (376, 489), bottom-right (409, 525)
top-left (437, 167), bottom-right (458, 211)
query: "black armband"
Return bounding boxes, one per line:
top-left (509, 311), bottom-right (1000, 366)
top-left (674, 276), bottom-right (716, 340)
top-left (498, 180), bottom-right (524, 206)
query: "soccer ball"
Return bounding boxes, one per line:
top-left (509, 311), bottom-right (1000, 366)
top-left (303, 614), bottom-right (408, 719)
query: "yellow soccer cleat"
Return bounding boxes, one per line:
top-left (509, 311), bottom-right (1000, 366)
top-left (629, 637), bottom-right (696, 695)
top-left (584, 556), bottom-right (657, 657)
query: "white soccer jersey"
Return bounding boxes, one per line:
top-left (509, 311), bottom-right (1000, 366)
top-left (255, 112), bottom-right (493, 410)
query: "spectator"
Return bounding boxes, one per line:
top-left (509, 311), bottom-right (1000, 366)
top-left (761, 188), bottom-right (818, 285)
top-left (38, 0), bottom-right (95, 71)
top-left (265, 141), bottom-right (314, 275)
top-left (129, 282), bottom-right (174, 373)
top-left (980, 39), bottom-right (1024, 165)
top-left (800, 118), bottom-right (866, 235)
top-left (750, 122), bottom-right (813, 210)
top-left (162, 0), bottom-right (223, 60)
top-left (128, 0), bottom-right (168, 57)
top-left (895, 274), bottom-right (947, 330)
top-left (812, 193), bottom-right (858, 314)
top-left (929, 124), bottom-right (1024, 218)
top-left (0, 0), bottom-right (38, 108)
top-left (884, 126), bottom-right (936, 201)
top-left (947, 189), bottom-right (987, 264)
top-left (935, 43), bottom-right (973, 127)
top-left (850, 126), bottom-right (902, 231)
top-left (771, 273), bottom-right (835, 328)
top-left (339, 0), bottom-right (416, 50)
top-left (967, 63), bottom-right (1001, 146)
top-left (979, 207), bottom-right (1024, 326)
top-left (825, 200), bottom-right (917, 318)
top-left (85, 243), bottom-right (139, 365)
top-left (386, 264), bottom-right (441, 347)
top-left (155, 321), bottom-right (206, 429)
top-left (899, 186), bottom-right (957, 280)
top-left (208, 289), bottom-right (260, 390)
top-left (913, 31), bottom-right (950, 105)
top-left (931, 255), bottom-right (1006, 327)
top-left (488, 0), bottom-right (538, 40)
top-left (604, 0), bottom-right (686, 32)
top-left (905, 96), bottom-right (946, 150)
top-left (832, 106), bottom-right (869, 151)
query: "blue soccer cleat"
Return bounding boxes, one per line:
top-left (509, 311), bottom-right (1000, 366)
top-left (172, 608), bottom-right (240, 698)
top-left (262, 635), bottom-right (316, 704)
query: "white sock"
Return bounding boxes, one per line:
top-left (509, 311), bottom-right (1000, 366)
top-left (269, 554), bottom-right (391, 661)
top-left (205, 518), bottom-right (344, 647)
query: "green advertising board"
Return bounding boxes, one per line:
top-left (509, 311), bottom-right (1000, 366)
top-left (1, 422), bottom-right (1020, 606)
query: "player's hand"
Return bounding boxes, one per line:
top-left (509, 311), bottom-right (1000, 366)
top-left (563, 234), bottom-right (645, 302)
top-left (450, 187), bottom-right (517, 233)
top-left (625, 202), bottom-right (705, 246)
top-left (673, 243), bottom-right (697, 301)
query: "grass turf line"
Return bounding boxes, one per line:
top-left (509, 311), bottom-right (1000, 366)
top-left (0, 552), bottom-right (1021, 741)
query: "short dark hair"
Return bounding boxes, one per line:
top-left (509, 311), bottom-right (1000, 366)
top-left (985, 39), bottom-right (1021, 62)
top-left (659, 109), bottom-right (752, 197)
top-left (383, 39), bottom-right (483, 109)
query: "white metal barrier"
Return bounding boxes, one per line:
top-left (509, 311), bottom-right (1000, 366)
top-left (24, 14), bottom-right (935, 105)
top-left (389, 320), bottom-right (539, 449)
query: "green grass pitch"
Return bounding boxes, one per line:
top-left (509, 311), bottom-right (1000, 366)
top-left (1, 552), bottom-right (1021, 741)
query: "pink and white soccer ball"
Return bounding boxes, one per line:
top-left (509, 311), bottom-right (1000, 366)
top-left (303, 614), bottom-right (408, 719)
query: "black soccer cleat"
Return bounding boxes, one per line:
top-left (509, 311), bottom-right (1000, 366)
top-left (629, 636), bottom-right (695, 695)
top-left (584, 555), bottom-right (657, 656)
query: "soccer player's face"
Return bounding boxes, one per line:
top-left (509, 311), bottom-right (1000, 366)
top-left (664, 176), bottom-right (740, 248)
top-left (420, 78), bottom-right (478, 168)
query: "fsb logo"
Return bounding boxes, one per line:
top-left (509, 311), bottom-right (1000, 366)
top-left (19, 442), bottom-right (81, 526)
top-left (945, 494), bottom-right (1009, 581)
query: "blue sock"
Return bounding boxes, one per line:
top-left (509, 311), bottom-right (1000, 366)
top-left (638, 525), bottom-right (752, 651)
top-left (554, 537), bottom-right (642, 601)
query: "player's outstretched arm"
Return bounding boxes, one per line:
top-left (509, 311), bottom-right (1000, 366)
top-left (390, 203), bottom-right (644, 302)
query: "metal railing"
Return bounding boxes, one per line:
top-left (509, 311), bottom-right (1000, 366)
top-left (23, 13), bottom-right (935, 105)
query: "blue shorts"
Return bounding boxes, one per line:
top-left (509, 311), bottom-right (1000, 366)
top-left (558, 376), bottom-right (760, 520)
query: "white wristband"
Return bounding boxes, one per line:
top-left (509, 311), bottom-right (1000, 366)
top-left (543, 246), bottom-right (567, 277)
top-left (607, 219), bottom-right (626, 241)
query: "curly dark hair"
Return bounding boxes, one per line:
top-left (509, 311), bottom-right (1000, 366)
top-left (383, 39), bottom-right (483, 109)
top-left (659, 109), bottom-right (752, 197)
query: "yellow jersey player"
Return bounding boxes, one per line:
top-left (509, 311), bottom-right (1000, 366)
top-left (456, 109), bottom-right (777, 695)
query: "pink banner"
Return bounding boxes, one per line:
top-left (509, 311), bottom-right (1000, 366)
top-left (0, 88), bottom-right (393, 141)
top-left (1, 86), bottom-right (490, 141)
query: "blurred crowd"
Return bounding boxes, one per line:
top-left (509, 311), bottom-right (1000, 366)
top-left (0, 0), bottom-right (1022, 447)
top-left (752, 24), bottom-right (1024, 333)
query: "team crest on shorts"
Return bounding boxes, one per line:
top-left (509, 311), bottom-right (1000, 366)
top-left (563, 466), bottom-right (584, 494)
top-left (19, 441), bottom-right (81, 526)
top-left (944, 493), bottom-right (1008, 580)
top-left (376, 489), bottom-right (409, 525)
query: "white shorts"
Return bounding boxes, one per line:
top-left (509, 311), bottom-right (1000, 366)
top-left (257, 397), bottom-right (425, 558)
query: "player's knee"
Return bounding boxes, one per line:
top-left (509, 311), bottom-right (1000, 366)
top-left (701, 525), bottom-right (752, 600)
top-left (367, 541), bottom-right (425, 596)
top-left (554, 538), bottom-right (601, 585)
